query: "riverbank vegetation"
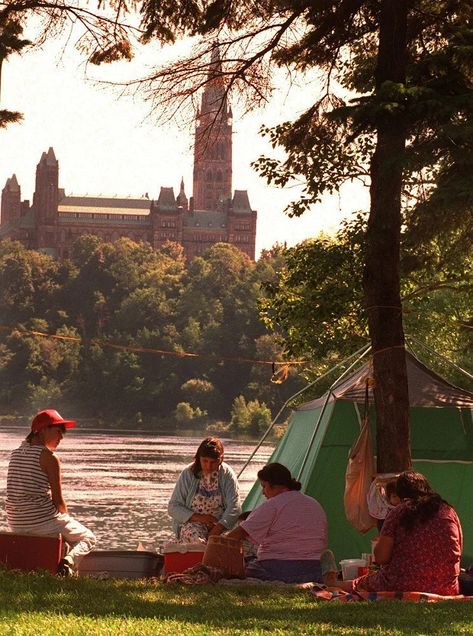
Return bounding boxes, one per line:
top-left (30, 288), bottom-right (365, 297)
top-left (0, 569), bottom-right (471, 636)
top-left (0, 238), bottom-right (303, 431)
top-left (0, 230), bottom-right (470, 432)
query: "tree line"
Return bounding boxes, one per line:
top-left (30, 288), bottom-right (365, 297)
top-left (1, 224), bottom-right (470, 434)
top-left (0, 237), bottom-right (303, 432)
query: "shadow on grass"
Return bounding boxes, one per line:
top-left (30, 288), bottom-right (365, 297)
top-left (0, 570), bottom-right (471, 634)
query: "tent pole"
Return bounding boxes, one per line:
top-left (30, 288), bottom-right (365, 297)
top-left (237, 342), bottom-right (372, 479)
top-left (296, 345), bottom-right (373, 482)
top-left (406, 334), bottom-right (473, 382)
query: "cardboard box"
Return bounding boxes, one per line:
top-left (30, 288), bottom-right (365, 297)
top-left (0, 532), bottom-right (62, 574)
top-left (78, 550), bottom-right (163, 579)
top-left (162, 543), bottom-right (205, 574)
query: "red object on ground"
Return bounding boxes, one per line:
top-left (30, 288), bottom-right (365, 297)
top-left (0, 532), bottom-right (62, 574)
top-left (163, 544), bottom-right (205, 574)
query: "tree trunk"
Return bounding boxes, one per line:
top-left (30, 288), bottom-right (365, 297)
top-left (363, 0), bottom-right (411, 473)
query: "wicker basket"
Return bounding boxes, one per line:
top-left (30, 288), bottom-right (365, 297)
top-left (202, 535), bottom-right (245, 578)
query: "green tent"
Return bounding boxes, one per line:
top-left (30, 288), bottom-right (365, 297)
top-left (243, 351), bottom-right (473, 566)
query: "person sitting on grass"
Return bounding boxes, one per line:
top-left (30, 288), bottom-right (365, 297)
top-left (6, 409), bottom-right (96, 576)
top-left (226, 462), bottom-right (328, 583)
top-left (168, 437), bottom-right (241, 543)
top-left (325, 470), bottom-right (463, 595)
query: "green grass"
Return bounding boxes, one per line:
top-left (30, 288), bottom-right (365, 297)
top-left (0, 570), bottom-right (472, 635)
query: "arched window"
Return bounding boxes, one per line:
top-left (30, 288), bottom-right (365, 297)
top-left (206, 169), bottom-right (213, 182)
top-left (216, 171), bottom-right (223, 182)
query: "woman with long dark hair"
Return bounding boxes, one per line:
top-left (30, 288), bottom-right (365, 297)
top-left (168, 437), bottom-right (240, 542)
top-left (352, 471), bottom-right (463, 595)
top-left (227, 462), bottom-right (328, 583)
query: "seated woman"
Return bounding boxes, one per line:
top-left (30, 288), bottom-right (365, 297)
top-left (6, 409), bottom-right (97, 575)
top-left (349, 471), bottom-right (462, 595)
top-left (227, 462), bottom-right (328, 583)
top-left (168, 437), bottom-right (240, 543)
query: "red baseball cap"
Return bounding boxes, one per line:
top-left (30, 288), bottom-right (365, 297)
top-left (31, 409), bottom-right (76, 433)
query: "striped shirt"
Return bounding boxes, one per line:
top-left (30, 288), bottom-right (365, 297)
top-left (6, 442), bottom-right (59, 529)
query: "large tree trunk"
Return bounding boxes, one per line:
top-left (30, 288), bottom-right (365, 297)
top-left (363, 0), bottom-right (411, 473)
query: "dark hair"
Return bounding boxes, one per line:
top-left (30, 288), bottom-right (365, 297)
top-left (396, 471), bottom-right (447, 531)
top-left (191, 437), bottom-right (224, 477)
top-left (257, 463), bottom-right (301, 491)
top-left (25, 424), bottom-right (66, 443)
top-left (385, 479), bottom-right (398, 499)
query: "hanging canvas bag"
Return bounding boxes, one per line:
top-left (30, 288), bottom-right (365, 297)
top-left (343, 380), bottom-right (377, 533)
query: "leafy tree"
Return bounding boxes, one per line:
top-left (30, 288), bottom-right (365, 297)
top-left (175, 243), bottom-right (264, 413)
top-left (261, 221), bottom-right (367, 365)
top-left (0, 14), bottom-right (30, 125)
top-left (263, 217), bottom-right (472, 389)
top-left (0, 240), bottom-right (63, 325)
top-left (28, 378), bottom-right (62, 413)
top-left (129, 0), bottom-right (473, 471)
top-left (180, 378), bottom-right (221, 413)
top-left (175, 401), bottom-right (206, 426)
top-left (230, 395), bottom-right (272, 437)
top-left (0, 0), bottom-right (136, 126)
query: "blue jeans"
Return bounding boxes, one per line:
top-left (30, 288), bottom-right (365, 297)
top-left (245, 558), bottom-right (322, 583)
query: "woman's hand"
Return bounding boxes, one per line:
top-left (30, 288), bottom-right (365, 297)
top-left (191, 513), bottom-right (218, 528)
top-left (208, 522), bottom-right (226, 537)
top-left (373, 535), bottom-right (394, 564)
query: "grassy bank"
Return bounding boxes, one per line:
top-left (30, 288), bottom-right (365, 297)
top-left (0, 570), bottom-right (472, 635)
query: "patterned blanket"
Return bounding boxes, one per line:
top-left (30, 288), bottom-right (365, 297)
top-left (310, 585), bottom-right (473, 602)
top-left (162, 563), bottom-right (224, 585)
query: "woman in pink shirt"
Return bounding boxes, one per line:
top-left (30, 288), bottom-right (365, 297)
top-left (227, 463), bottom-right (328, 583)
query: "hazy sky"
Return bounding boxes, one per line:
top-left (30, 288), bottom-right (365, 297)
top-left (1, 35), bottom-right (370, 256)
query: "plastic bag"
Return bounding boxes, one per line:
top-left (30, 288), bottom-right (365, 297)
top-left (344, 420), bottom-right (377, 533)
top-left (366, 473), bottom-right (399, 519)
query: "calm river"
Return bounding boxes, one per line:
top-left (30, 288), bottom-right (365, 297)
top-left (0, 427), bottom-right (273, 550)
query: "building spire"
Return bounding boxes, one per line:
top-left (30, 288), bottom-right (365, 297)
top-left (176, 177), bottom-right (188, 210)
top-left (192, 45), bottom-right (233, 211)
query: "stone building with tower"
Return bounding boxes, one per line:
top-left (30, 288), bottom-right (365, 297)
top-left (0, 52), bottom-right (257, 260)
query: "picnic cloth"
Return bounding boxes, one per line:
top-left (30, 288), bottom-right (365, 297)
top-left (310, 585), bottom-right (473, 602)
top-left (161, 563), bottom-right (320, 586)
top-left (163, 563), bottom-right (224, 585)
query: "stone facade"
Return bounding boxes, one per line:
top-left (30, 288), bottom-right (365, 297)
top-left (1, 54), bottom-right (257, 260)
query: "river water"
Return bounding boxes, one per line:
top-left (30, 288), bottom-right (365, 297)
top-left (0, 427), bottom-right (273, 550)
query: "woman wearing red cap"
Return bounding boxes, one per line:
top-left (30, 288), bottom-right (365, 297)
top-left (6, 409), bottom-right (96, 575)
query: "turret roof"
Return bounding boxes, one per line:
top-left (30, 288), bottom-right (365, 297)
top-left (157, 187), bottom-right (176, 209)
top-left (9, 174), bottom-right (20, 190)
top-left (232, 190), bottom-right (252, 212)
top-left (46, 147), bottom-right (57, 166)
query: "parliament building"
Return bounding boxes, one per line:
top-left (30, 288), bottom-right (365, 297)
top-left (0, 55), bottom-right (257, 260)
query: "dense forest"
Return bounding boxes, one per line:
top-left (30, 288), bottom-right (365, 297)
top-left (0, 237), bottom-right (303, 432)
top-left (0, 227), bottom-right (470, 432)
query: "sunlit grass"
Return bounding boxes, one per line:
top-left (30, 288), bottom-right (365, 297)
top-left (0, 569), bottom-right (471, 635)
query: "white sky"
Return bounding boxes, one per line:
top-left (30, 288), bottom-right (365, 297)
top-left (1, 33), bottom-right (370, 257)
